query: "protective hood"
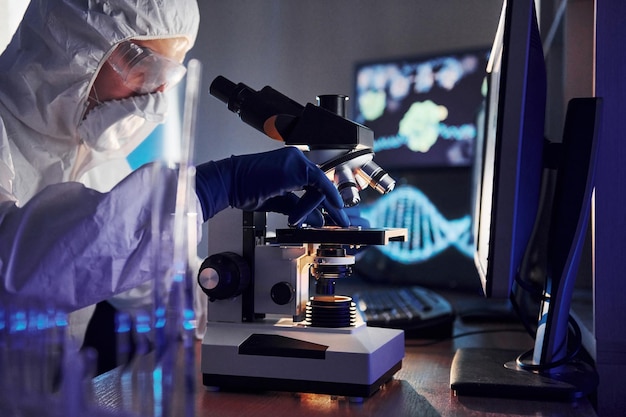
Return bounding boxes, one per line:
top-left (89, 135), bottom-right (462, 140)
top-left (0, 0), bottom-right (199, 203)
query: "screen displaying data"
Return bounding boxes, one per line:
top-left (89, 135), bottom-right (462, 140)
top-left (352, 48), bottom-right (489, 288)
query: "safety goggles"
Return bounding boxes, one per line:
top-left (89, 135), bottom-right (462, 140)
top-left (108, 41), bottom-right (187, 94)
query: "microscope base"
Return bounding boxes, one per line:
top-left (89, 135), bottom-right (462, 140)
top-left (201, 319), bottom-right (404, 398)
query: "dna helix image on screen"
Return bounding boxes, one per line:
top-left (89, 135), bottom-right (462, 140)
top-left (351, 48), bottom-right (488, 268)
top-left (359, 185), bottom-right (474, 264)
top-left (373, 120), bottom-right (477, 154)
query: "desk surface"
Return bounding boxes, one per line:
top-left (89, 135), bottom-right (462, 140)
top-left (92, 293), bottom-right (597, 417)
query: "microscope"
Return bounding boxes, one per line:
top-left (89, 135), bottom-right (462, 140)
top-left (197, 76), bottom-right (407, 399)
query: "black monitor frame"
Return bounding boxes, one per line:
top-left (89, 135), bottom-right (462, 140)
top-left (472, 0), bottom-right (546, 299)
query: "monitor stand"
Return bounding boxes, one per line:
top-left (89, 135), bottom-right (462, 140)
top-left (450, 348), bottom-right (597, 400)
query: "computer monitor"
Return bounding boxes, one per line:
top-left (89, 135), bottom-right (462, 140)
top-left (450, 0), bottom-right (600, 400)
top-left (471, 0), bottom-right (545, 300)
top-left (351, 47), bottom-right (489, 290)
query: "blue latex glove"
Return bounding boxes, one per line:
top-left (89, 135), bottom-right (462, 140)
top-left (195, 147), bottom-right (349, 227)
top-left (322, 204), bottom-right (371, 228)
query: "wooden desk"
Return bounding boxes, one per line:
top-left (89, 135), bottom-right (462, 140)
top-left (91, 295), bottom-right (597, 416)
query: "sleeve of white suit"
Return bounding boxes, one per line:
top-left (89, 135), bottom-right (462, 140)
top-left (0, 163), bottom-right (178, 312)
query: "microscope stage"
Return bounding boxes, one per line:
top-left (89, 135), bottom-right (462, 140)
top-left (201, 319), bottom-right (404, 398)
top-left (275, 227), bottom-right (407, 246)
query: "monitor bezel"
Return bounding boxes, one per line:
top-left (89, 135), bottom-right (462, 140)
top-left (472, 0), bottom-right (546, 298)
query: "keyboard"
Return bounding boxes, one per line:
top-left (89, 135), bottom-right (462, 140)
top-left (352, 286), bottom-right (455, 338)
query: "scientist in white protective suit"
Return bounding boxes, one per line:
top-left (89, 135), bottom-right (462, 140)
top-left (0, 0), bottom-right (349, 350)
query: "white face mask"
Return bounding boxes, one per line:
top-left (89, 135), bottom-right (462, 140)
top-left (78, 92), bottom-right (168, 155)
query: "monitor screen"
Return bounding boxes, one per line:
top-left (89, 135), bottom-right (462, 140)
top-left (351, 48), bottom-right (489, 290)
top-left (473, 0), bottom-right (546, 299)
top-left (353, 48), bottom-right (490, 170)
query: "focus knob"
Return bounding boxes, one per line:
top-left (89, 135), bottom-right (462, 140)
top-left (197, 252), bottom-right (250, 301)
top-left (270, 282), bottom-right (295, 306)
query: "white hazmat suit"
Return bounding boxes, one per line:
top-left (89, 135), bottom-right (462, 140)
top-left (0, 0), bottom-right (200, 340)
top-left (0, 0), bottom-right (351, 350)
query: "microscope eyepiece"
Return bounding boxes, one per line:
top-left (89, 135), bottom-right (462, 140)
top-left (209, 75), bottom-right (305, 137)
top-left (317, 94), bottom-right (348, 118)
top-left (209, 75), bottom-right (237, 105)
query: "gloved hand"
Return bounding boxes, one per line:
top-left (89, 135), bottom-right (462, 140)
top-left (321, 204), bottom-right (371, 228)
top-left (195, 147), bottom-right (349, 227)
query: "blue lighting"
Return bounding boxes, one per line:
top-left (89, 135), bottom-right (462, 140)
top-left (374, 123), bottom-right (476, 153)
top-left (182, 308), bottom-right (195, 331)
top-left (115, 312), bottom-right (132, 333)
top-left (10, 310), bottom-right (27, 333)
top-left (135, 313), bottom-right (152, 334)
top-left (154, 306), bottom-right (167, 329)
top-left (362, 185), bottom-right (473, 263)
